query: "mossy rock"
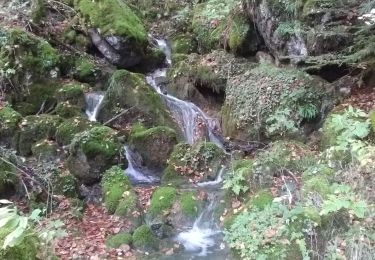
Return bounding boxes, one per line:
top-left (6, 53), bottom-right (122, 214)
top-left (115, 191), bottom-right (141, 227)
top-left (16, 115), bottom-right (63, 156)
top-left (98, 70), bottom-right (176, 129)
top-left (370, 110), bottom-right (375, 134)
top-left (0, 227), bottom-right (39, 260)
top-left (11, 81), bottom-right (60, 116)
top-left (73, 57), bottom-right (101, 83)
top-left (67, 126), bottom-right (121, 184)
top-left (0, 29), bottom-right (60, 89)
top-left (222, 64), bottom-right (328, 140)
top-left (129, 125), bottom-right (178, 170)
top-left (55, 83), bottom-right (86, 108)
top-left (162, 142), bottom-right (225, 185)
top-left (74, 0), bottom-right (147, 44)
top-left (180, 191), bottom-right (199, 217)
top-left (101, 166), bottom-right (132, 213)
top-left (54, 102), bottom-right (82, 118)
top-left (0, 106), bottom-right (22, 147)
top-left (149, 187), bottom-right (177, 217)
top-left (132, 225), bottom-right (159, 251)
top-left (53, 170), bottom-right (79, 198)
top-left (31, 139), bottom-right (59, 160)
top-left (106, 232), bottom-right (132, 249)
top-left (171, 34), bottom-right (197, 54)
top-left (55, 116), bottom-right (97, 146)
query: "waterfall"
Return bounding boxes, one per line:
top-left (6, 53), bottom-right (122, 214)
top-left (124, 146), bottom-right (159, 185)
top-left (85, 92), bottom-right (104, 122)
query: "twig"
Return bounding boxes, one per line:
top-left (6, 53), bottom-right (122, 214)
top-left (103, 106), bottom-right (135, 126)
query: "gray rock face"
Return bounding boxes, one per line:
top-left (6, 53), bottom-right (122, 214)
top-left (88, 29), bottom-right (143, 68)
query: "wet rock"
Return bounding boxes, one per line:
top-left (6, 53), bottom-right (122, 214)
top-left (67, 126), bottom-right (122, 184)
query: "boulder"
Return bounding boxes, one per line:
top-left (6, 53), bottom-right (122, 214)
top-left (74, 0), bottom-right (148, 68)
top-left (15, 115), bottom-right (63, 156)
top-left (221, 64), bottom-right (330, 140)
top-left (162, 142), bottom-right (225, 185)
top-left (132, 225), bottom-right (160, 252)
top-left (67, 126), bottom-right (122, 184)
top-left (0, 106), bottom-right (22, 147)
top-left (55, 116), bottom-right (97, 146)
top-left (98, 70), bottom-right (176, 128)
top-left (129, 125), bottom-right (178, 170)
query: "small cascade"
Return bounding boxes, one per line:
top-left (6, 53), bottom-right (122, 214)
top-left (85, 92), bottom-right (104, 122)
top-left (176, 192), bottom-right (223, 256)
top-left (124, 146), bottom-right (159, 185)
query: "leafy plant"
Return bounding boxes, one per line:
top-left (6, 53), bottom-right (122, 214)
top-left (266, 108), bottom-right (299, 137)
top-left (320, 184), bottom-right (367, 218)
top-left (223, 160), bottom-right (252, 195)
top-left (225, 203), bottom-right (311, 260)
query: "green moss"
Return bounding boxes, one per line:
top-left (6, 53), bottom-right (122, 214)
top-left (149, 187), bottom-right (177, 216)
top-left (0, 227), bottom-right (39, 260)
top-left (55, 83), bottom-right (86, 107)
top-left (55, 117), bottom-right (96, 146)
top-left (100, 70), bottom-right (176, 128)
top-left (180, 191), bottom-right (198, 217)
top-left (369, 110), bottom-right (375, 134)
top-left (74, 58), bottom-right (99, 82)
top-left (31, 139), bottom-right (59, 160)
top-left (106, 232), bottom-right (132, 248)
top-left (102, 166), bottom-right (132, 214)
top-left (171, 34), bottom-right (196, 54)
top-left (74, 0), bottom-right (147, 43)
top-left (54, 102), bottom-right (82, 118)
top-left (71, 126), bottom-right (119, 159)
top-left (132, 225), bottom-right (159, 251)
top-left (16, 115), bottom-right (63, 156)
top-left (53, 171), bottom-right (78, 197)
top-left (245, 190), bottom-right (273, 210)
top-left (115, 191), bottom-right (138, 217)
top-left (0, 106), bottom-right (22, 146)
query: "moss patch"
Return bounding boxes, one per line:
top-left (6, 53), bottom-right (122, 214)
top-left (132, 225), bottom-right (159, 251)
top-left (102, 166), bottom-right (132, 214)
top-left (55, 83), bottom-right (86, 108)
top-left (55, 116), bottom-right (96, 146)
top-left (31, 139), bottom-right (59, 160)
top-left (245, 190), bottom-right (273, 210)
top-left (0, 106), bottom-right (22, 146)
top-left (16, 115), bottom-right (63, 156)
top-left (54, 102), bottom-right (82, 118)
top-left (74, 0), bottom-right (147, 43)
top-left (149, 187), bottom-right (177, 216)
top-left (106, 232), bottom-right (132, 248)
top-left (180, 191), bottom-right (199, 217)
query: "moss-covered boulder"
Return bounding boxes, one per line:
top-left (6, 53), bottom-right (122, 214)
top-left (73, 57), bottom-right (101, 83)
top-left (55, 116), bottom-right (97, 146)
top-left (191, 1), bottom-right (260, 54)
top-left (101, 166), bottom-right (132, 213)
top-left (0, 106), bottom-right (22, 147)
top-left (11, 81), bottom-right (60, 116)
top-left (67, 126), bottom-right (122, 184)
top-left (55, 83), bottom-right (86, 108)
top-left (31, 139), bottom-right (60, 160)
top-left (132, 225), bottom-right (159, 251)
top-left (222, 64), bottom-right (329, 140)
top-left (129, 125), bottom-right (178, 170)
top-left (149, 187), bottom-right (177, 217)
top-left (54, 102), bottom-right (82, 118)
top-left (0, 28), bottom-right (59, 90)
top-left (106, 232), bottom-right (132, 249)
top-left (52, 170), bottom-right (79, 198)
top-left (171, 34), bottom-right (197, 54)
top-left (162, 142), bottom-right (225, 185)
top-left (74, 0), bottom-right (148, 68)
top-left (98, 70), bottom-right (176, 128)
top-left (15, 115), bottom-right (63, 156)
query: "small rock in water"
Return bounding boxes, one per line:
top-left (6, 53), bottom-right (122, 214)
top-left (165, 248), bottom-right (174, 256)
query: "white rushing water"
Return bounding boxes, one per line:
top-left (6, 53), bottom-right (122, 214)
top-left (124, 146), bottom-right (159, 184)
top-left (147, 39), bottom-right (227, 257)
top-left (85, 92), bottom-right (105, 121)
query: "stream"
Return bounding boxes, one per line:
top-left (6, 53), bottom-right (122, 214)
top-left (85, 39), bottom-right (230, 259)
